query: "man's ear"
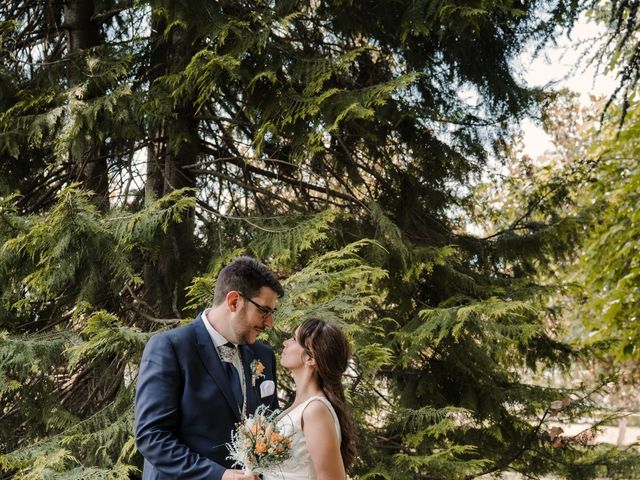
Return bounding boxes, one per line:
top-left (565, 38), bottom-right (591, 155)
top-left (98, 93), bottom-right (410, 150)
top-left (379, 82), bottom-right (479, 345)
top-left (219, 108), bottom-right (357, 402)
top-left (226, 291), bottom-right (241, 312)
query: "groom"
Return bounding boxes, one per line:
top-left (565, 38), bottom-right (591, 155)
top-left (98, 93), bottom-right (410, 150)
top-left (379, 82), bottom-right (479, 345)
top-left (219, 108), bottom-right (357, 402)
top-left (135, 256), bottom-right (284, 480)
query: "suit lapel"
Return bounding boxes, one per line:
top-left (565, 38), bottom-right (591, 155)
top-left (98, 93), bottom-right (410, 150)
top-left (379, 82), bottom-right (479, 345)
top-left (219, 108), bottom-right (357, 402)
top-left (192, 315), bottom-right (241, 420)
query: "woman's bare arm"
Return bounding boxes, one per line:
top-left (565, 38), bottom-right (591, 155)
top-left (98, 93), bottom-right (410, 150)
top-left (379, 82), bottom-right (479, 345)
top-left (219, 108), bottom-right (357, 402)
top-left (302, 400), bottom-right (346, 480)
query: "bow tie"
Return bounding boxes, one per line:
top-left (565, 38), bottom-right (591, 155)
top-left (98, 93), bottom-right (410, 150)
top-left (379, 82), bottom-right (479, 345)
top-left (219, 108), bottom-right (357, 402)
top-left (217, 343), bottom-right (237, 363)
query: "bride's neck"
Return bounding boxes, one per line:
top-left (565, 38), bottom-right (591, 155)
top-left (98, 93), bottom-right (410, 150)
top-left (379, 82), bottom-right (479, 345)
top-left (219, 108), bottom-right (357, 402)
top-left (291, 368), bottom-right (322, 403)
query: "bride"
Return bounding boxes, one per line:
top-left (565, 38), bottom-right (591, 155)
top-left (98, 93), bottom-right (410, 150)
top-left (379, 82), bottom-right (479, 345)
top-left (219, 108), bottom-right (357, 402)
top-left (263, 318), bottom-right (356, 480)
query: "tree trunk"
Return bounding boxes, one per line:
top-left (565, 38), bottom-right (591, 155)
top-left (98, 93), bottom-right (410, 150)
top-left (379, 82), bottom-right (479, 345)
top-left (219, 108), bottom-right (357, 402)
top-left (617, 416), bottom-right (627, 446)
top-left (142, 8), bottom-right (197, 318)
top-left (64, 0), bottom-right (109, 208)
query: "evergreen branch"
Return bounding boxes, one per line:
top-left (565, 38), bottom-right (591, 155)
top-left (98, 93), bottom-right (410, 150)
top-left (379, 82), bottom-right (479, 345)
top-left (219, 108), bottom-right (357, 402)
top-left (133, 306), bottom-right (182, 326)
top-left (90, 3), bottom-right (134, 25)
top-left (464, 410), bottom-right (550, 479)
top-left (192, 165), bottom-right (301, 211)
top-left (479, 155), bottom-right (601, 241)
top-left (198, 145), bottom-right (364, 205)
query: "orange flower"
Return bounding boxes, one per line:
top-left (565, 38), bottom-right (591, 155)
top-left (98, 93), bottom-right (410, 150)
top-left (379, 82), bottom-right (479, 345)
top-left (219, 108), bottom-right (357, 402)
top-left (255, 441), bottom-right (267, 454)
top-left (270, 432), bottom-right (283, 443)
top-left (250, 360), bottom-right (267, 386)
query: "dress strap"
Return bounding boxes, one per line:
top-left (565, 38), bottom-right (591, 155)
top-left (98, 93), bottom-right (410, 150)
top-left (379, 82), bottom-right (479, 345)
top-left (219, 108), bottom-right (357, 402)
top-left (302, 395), bottom-right (327, 407)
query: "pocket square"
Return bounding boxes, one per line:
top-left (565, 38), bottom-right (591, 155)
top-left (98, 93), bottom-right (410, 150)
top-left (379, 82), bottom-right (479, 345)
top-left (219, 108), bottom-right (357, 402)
top-left (260, 380), bottom-right (275, 398)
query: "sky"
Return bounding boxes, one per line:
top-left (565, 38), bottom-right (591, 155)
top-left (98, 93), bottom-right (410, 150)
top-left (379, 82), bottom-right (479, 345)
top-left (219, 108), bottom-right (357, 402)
top-left (518, 16), bottom-right (618, 158)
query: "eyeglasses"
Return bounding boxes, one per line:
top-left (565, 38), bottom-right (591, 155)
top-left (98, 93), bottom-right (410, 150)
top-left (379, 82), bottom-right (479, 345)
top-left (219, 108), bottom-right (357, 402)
top-left (239, 293), bottom-right (276, 320)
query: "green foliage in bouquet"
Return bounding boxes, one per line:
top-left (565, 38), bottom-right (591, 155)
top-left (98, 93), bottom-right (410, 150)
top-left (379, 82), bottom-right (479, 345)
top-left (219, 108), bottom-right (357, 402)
top-left (226, 404), bottom-right (293, 475)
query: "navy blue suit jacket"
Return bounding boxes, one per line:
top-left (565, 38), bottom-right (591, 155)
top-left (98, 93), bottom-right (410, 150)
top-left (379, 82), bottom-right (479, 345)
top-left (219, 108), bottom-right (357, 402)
top-left (134, 315), bottom-right (279, 480)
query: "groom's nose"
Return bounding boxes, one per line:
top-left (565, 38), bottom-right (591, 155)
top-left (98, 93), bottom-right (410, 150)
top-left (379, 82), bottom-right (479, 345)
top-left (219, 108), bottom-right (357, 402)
top-left (263, 315), bottom-right (273, 329)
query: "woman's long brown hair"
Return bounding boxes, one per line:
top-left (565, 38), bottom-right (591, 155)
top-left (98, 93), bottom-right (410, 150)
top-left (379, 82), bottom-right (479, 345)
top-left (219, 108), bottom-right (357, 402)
top-left (297, 317), bottom-right (356, 471)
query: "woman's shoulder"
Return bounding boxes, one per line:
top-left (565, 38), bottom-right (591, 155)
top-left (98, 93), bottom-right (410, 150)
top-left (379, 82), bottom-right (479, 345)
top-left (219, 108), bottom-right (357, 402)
top-left (301, 396), bottom-right (339, 428)
top-left (302, 395), bottom-right (333, 412)
top-left (300, 396), bottom-right (342, 456)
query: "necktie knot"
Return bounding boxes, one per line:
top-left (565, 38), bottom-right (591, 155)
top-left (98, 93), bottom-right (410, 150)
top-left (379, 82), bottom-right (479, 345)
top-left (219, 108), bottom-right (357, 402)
top-left (218, 342), bottom-right (236, 363)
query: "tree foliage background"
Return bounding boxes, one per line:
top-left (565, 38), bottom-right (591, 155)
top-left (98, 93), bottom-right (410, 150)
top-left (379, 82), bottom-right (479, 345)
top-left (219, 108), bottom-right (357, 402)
top-left (0, 0), bottom-right (639, 479)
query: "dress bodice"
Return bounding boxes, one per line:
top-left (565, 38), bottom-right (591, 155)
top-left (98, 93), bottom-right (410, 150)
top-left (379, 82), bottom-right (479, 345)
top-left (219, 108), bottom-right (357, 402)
top-left (263, 395), bottom-right (341, 480)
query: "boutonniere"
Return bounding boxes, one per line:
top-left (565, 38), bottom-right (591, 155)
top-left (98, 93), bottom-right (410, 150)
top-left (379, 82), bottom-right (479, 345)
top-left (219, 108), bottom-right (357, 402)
top-left (250, 359), bottom-right (266, 386)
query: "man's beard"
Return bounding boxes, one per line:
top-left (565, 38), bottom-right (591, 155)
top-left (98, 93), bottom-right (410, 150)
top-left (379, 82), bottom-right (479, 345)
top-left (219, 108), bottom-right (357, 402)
top-left (232, 317), bottom-right (254, 345)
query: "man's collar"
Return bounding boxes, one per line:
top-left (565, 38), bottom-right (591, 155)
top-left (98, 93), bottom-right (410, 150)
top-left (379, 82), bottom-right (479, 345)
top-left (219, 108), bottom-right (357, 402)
top-left (201, 309), bottom-right (237, 348)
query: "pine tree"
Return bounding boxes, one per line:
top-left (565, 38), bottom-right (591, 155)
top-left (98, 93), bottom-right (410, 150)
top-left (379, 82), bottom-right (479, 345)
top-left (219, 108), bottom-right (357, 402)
top-left (2, 1), bottom-right (637, 479)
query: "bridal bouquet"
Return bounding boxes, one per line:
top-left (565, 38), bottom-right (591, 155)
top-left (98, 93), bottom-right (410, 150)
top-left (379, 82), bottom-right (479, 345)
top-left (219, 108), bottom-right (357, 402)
top-left (227, 404), bottom-right (293, 475)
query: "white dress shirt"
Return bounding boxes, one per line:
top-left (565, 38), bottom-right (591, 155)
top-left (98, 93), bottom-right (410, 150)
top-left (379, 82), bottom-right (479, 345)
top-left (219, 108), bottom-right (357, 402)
top-left (201, 309), bottom-right (246, 402)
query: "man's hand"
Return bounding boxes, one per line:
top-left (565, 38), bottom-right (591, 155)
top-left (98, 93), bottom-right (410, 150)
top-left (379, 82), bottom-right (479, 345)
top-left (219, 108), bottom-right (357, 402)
top-left (221, 469), bottom-right (259, 480)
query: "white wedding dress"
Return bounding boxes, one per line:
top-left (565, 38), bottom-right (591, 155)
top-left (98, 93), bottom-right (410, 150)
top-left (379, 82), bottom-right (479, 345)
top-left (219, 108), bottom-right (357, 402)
top-left (263, 395), bottom-right (341, 480)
